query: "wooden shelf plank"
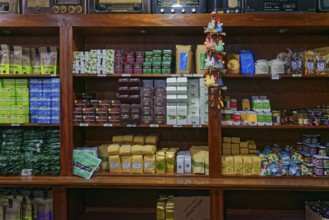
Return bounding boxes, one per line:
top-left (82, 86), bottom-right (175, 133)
top-left (95, 173), bottom-right (208, 178)
top-left (0, 123), bottom-right (60, 127)
top-left (222, 125), bottom-right (329, 129)
top-left (222, 74), bottom-right (329, 78)
top-left (73, 123), bottom-right (207, 128)
top-left (0, 74), bottom-right (60, 78)
top-left (73, 74), bottom-right (204, 78)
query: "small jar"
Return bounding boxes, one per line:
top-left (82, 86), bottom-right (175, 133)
top-left (264, 112), bottom-right (273, 126)
top-left (270, 59), bottom-right (285, 75)
top-left (297, 111), bottom-right (304, 125)
top-left (230, 99), bottom-right (237, 111)
top-left (272, 110), bottom-right (281, 126)
top-left (242, 99), bottom-right (250, 111)
top-left (280, 110), bottom-right (287, 125)
top-left (257, 112), bottom-right (265, 126)
top-left (223, 96), bottom-right (231, 109)
top-left (255, 59), bottom-right (269, 75)
top-left (232, 111), bottom-right (241, 125)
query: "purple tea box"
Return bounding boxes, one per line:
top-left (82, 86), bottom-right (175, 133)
top-left (83, 115), bottom-right (96, 123)
top-left (141, 115), bottom-right (154, 124)
top-left (128, 78), bottom-right (141, 87)
top-left (141, 106), bottom-right (153, 116)
top-left (108, 107), bottom-right (120, 115)
top-left (142, 79), bottom-right (153, 88)
top-left (129, 87), bottom-right (140, 96)
top-left (118, 87), bottom-right (130, 95)
top-left (141, 97), bottom-right (153, 107)
top-left (154, 79), bottom-right (166, 88)
top-left (154, 106), bottom-right (166, 115)
top-left (108, 115), bottom-right (120, 124)
top-left (82, 107), bottom-right (95, 115)
top-left (154, 88), bottom-right (166, 97)
top-left (154, 115), bottom-right (166, 124)
top-left (140, 87), bottom-right (154, 97)
top-left (119, 95), bottom-right (130, 104)
top-left (95, 107), bottom-right (108, 115)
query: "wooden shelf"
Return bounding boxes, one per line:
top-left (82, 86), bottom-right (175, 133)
top-left (95, 172), bottom-right (208, 178)
top-left (0, 74), bottom-right (60, 78)
top-left (222, 74), bottom-right (329, 79)
top-left (73, 74), bottom-right (204, 78)
top-left (0, 123), bottom-right (60, 127)
top-left (73, 123), bottom-right (207, 128)
top-left (221, 125), bottom-right (329, 129)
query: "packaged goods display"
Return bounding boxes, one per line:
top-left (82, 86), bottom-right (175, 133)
top-left (305, 201), bottom-right (329, 219)
top-left (30, 78), bottom-right (60, 124)
top-left (73, 49), bottom-right (172, 75)
top-left (0, 45), bottom-right (58, 75)
top-left (222, 134), bottom-right (329, 177)
top-left (74, 133), bottom-right (208, 176)
top-left (0, 188), bottom-right (53, 220)
top-left (222, 96), bottom-right (329, 126)
top-left (0, 128), bottom-right (60, 176)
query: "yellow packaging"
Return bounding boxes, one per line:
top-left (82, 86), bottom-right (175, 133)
top-left (133, 135), bottom-right (146, 145)
top-left (144, 154), bottom-right (156, 174)
top-left (176, 44), bottom-right (194, 75)
top-left (157, 200), bottom-right (166, 220)
top-left (107, 144), bottom-right (120, 155)
top-left (165, 199), bottom-right (174, 220)
top-left (242, 156), bottom-right (252, 176)
top-left (121, 155), bottom-right (132, 173)
top-left (123, 134), bottom-right (134, 144)
top-left (251, 156), bottom-right (261, 176)
top-left (240, 148), bottom-right (249, 154)
top-left (248, 144), bottom-right (257, 149)
top-left (225, 156), bottom-right (234, 175)
top-left (165, 151), bottom-right (176, 174)
top-left (222, 142), bottom-right (231, 149)
top-left (223, 137), bottom-right (232, 143)
top-left (231, 137), bottom-right (240, 144)
top-left (223, 148), bottom-right (231, 155)
top-left (227, 54), bottom-right (240, 75)
top-left (222, 156), bottom-right (226, 175)
top-left (232, 149), bottom-right (240, 155)
top-left (192, 150), bottom-right (206, 174)
top-left (205, 151), bottom-right (209, 175)
top-left (156, 151), bottom-right (166, 174)
top-left (142, 145), bottom-right (157, 155)
top-left (109, 155), bottom-right (121, 173)
top-left (145, 134), bottom-right (159, 146)
top-left (131, 144), bottom-right (143, 155)
top-left (112, 135), bottom-right (123, 143)
top-left (132, 155), bottom-right (143, 174)
top-left (98, 144), bottom-right (109, 171)
top-left (240, 142), bottom-right (248, 148)
top-left (249, 149), bottom-right (257, 154)
top-left (233, 156), bottom-right (243, 175)
top-left (231, 143), bottom-right (240, 150)
top-left (119, 144), bottom-right (131, 155)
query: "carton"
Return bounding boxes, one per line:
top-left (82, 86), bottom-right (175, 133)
top-left (174, 196), bottom-right (210, 220)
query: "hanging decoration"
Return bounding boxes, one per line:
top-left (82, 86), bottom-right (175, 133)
top-left (203, 12), bottom-right (227, 110)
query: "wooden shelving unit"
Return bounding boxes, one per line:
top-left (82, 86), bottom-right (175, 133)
top-left (0, 13), bottom-right (328, 220)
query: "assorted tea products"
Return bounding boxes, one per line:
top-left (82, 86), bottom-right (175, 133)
top-left (0, 44), bottom-right (58, 75)
top-left (222, 155), bottom-right (261, 176)
top-left (222, 136), bottom-right (257, 155)
top-left (0, 188), bottom-right (53, 220)
top-left (0, 128), bottom-right (60, 176)
top-left (73, 147), bottom-right (101, 179)
top-left (73, 49), bottom-right (172, 75)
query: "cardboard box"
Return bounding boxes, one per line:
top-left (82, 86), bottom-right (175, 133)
top-left (176, 77), bottom-right (188, 86)
top-left (188, 106), bottom-right (200, 116)
top-left (222, 142), bottom-right (231, 149)
top-left (166, 86), bottom-right (177, 94)
top-left (174, 196), bottom-right (210, 220)
top-left (240, 142), bottom-right (248, 148)
top-left (232, 149), bottom-right (240, 155)
top-left (223, 148), bottom-right (231, 155)
top-left (188, 115), bottom-right (200, 125)
top-left (249, 149), bottom-right (257, 154)
top-left (240, 148), bottom-right (249, 154)
top-left (184, 151), bottom-right (192, 173)
top-left (249, 144), bottom-right (257, 149)
top-left (166, 77), bottom-right (177, 86)
top-left (166, 105), bottom-right (177, 125)
top-left (231, 143), bottom-right (240, 150)
top-left (305, 202), bottom-right (329, 220)
top-left (176, 86), bottom-right (187, 94)
top-left (177, 105), bottom-right (187, 125)
top-left (223, 137), bottom-right (232, 143)
top-left (176, 154), bottom-right (185, 174)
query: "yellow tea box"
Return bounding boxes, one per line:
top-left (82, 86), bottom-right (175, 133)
top-left (109, 155), bottom-right (121, 173)
top-left (144, 154), bottom-right (156, 174)
top-left (222, 142), bottom-right (231, 149)
top-left (225, 156), bottom-right (234, 175)
top-left (231, 143), bottom-right (240, 150)
top-left (249, 149), bottom-right (257, 154)
top-left (231, 137), bottom-right (240, 144)
top-left (112, 135), bottom-right (123, 144)
top-left (233, 156), bottom-right (243, 175)
top-left (232, 149), bottom-right (240, 155)
top-left (251, 156), bottom-right (261, 176)
top-left (98, 144), bottom-right (109, 171)
top-left (107, 144), bottom-right (120, 155)
top-left (119, 144), bottom-right (131, 155)
top-left (157, 199), bottom-right (166, 220)
top-left (121, 155), bottom-right (132, 173)
top-left (165, 151), bottom-right (176, 174)
top-left (131, 144), bottom-right (143, 155)
top-left (156, 151), bottom-right (166, 174)
top-left (240, 148), bottom-right (249, 154)
top-left (223, 137), bottom-right (232, 143)
top-left (242, 156), bottom-right (252, 176)
top-left (192, 150), bottom-right (206, 174)
top-left (123, 134), bottom-right (134, 144)
top-left (145, 134), bottom-right (159, 146)
top-left (132, 155), bottom-right (143, 174)
top-left (223, 148), bottom-right (231, 155)
top-left (205, 151), bottom-right (209, 175)
top-left (133, 135), bottom-right (146, 145)
top-left (222, 156), bottom-right (226, 175)
top-left (142, 145), bottom-right (157, 155)
top-left (240, 142), bottom-right (248, 148)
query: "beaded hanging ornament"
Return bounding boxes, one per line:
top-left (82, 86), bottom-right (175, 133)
top-left (203, 12), bottom-right (227, 109)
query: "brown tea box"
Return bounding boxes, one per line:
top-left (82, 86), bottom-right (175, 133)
top-left (222, 148), bottom-right (231, 155)
top-left (240, 142), bottom-right (248, 148)
top-left (223, 137), bottom-right (232, 143)
top-left (222, 143), bottom-right (231, 149)
top-left (240, 148), bottom-right (249, 154)
top-left (231, 137), bottom-right (240, 144)
top-left (248, 144), bottom-right (257, 149)
top-left (231, 143), bottom-right (240, 150)
top-left (249, 149), bottom-right (257, 154)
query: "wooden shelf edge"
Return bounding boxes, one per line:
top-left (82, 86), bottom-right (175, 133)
top-left (0, 123), bottom-right (60, 127)
top-left (73, 123), bottom-right (208, 128)
top-left (223, 74), bottom-right (329, 78)
top-left (73, 74), bottom-right (204, 78)
top-left (221, 125), bottom-right (329, 129)
top-left (0, 74), bottom-right (60, 78)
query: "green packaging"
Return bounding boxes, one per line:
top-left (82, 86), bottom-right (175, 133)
top-left (143, 62), bottom-right (152, 74)
top-left (16, 97), bottom-right (29, 106)
top-left (145, 51), bottom-right (153, 63)
top-left (152, 62), bottom-right (162, 74)
top-left (0, 98), bottom-right (15, 106)
top-left (10, 115), bottom-right (29, 124)
top-left (16, 88), bottom-right (29, 97)
top-left (162, 62), bottom-right (171, 74)
top-left (0, 44), bottom-right (9, 74)
top-left (73, 150), bottom-right (101, 179)
top-left (153, 50), bottom-right (162, 62)
top-left (0, 88), bottom-right (11, 97)
top-left (0, 106), bottom-right (11, 115)
top-left (162, 50), bottom-right (172, 62)
top-left (22, 48), bottom-right (32, 75)
top-left (0, 115), bottom-right (10, 123)
top-left (15, 79), bottom-right (28, 87)
top-left (2, 79), bottom-right (15, 88)
top-left (11, 105), bottom-right (29, 115)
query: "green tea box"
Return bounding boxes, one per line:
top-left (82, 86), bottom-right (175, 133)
top-left (0, 115), bottom-right (10, 123)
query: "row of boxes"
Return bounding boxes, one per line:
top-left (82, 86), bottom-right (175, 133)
top-left (222, 136), bottom-right (257, 155)
top-left (222, 155), bottom-right (261, 176)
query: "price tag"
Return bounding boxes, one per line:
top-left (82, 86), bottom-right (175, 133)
top-left (97, 74), bottom-right (106, 77)
top-left (21, 169), bottom-right (32, 176)
top-left (51, 74), bottom-right (57, 77)
top-left (79, 123), bottom-right (89, 127)
top-left (271, 73), bottom-right (280, 80)
top-left (122, 74), bottom-right (131, 77)
top-left (193, 74), bottom-right (204, 78)
top-left (173, 125), bottom-right (183, 128)
top-left (292, 74), bottom-right (302, 78)
top-left (149, 124), bottom-right (159, 128)
top-left (171, 74), bottom-right (180, 77)
top-left (184, 74), bottom-right (193, 77)
top-left (192, 125), bottom-right (202, 128)
top-left (127, 124), bottom-right (136, 127)
top-left (11, 124), bottom-right (20, 127)
top-left (103, 123), bottom-right (113, 127)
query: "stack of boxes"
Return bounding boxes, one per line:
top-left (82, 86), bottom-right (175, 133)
top-left (176, 151), bottom-right (192, 174)
top-left (153, 80), bottom-right (167, 124)
top-left (143, 50), bottom-right (172, 74)
top-left (222, 155), bottom-right (261, 176)
top-left (73, 49), bottom-right (115, 75)
top-left (0, 79), bottom-right (29, 124)
top-left (188, 79), bottom-right (200, 125)
top-left (30, 78), bottom-right (60, 124)
top-left (199, 78), bottom-right (208, 125)
top-left (222, 136), bottom-right (258, 155)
